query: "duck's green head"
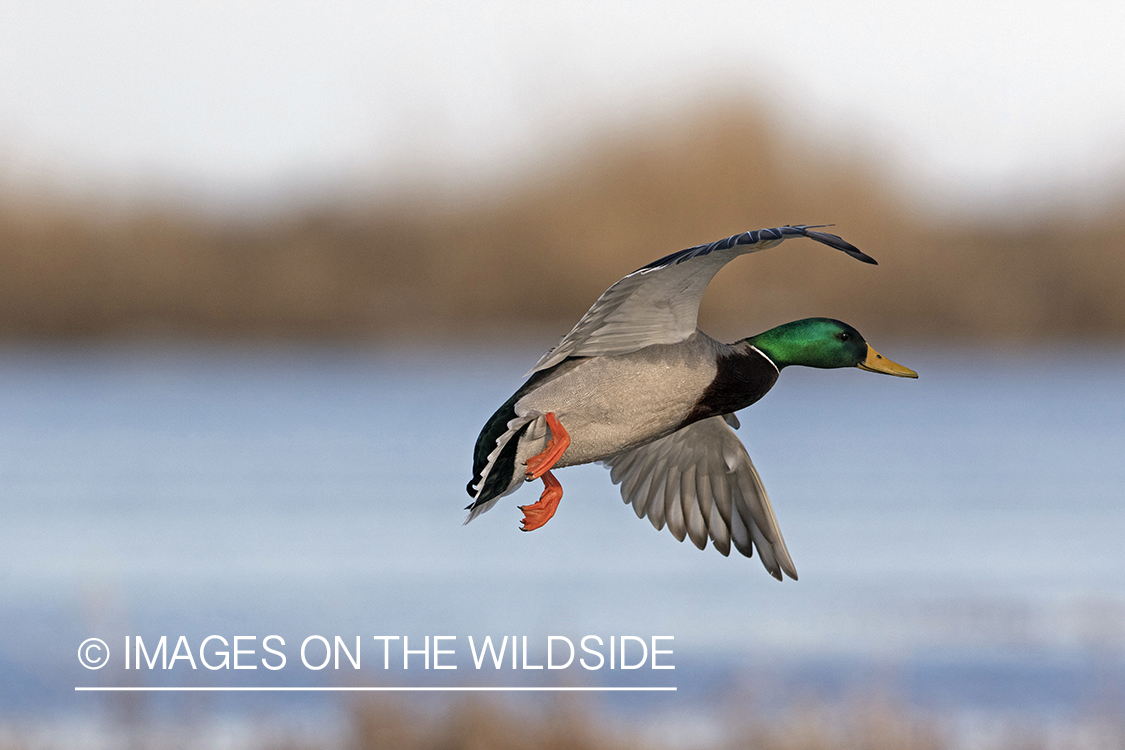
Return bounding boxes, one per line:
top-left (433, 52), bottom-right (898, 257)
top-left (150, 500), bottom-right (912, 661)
top-left (747, 318), bottom-right (918, 377)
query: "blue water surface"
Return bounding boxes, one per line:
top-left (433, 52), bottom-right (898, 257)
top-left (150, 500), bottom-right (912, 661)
top-left (0, 342), bottom-right (1122, 725)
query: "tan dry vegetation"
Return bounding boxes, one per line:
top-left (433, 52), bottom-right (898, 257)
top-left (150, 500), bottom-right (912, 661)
top-left (2, 98), bottom-right (1123, 342)
top-left (257, 694), bottom-right (1125, 750)
top-left (2, 694), bottom-right (1121, 750)
top-left (296, 694), bottom-right (949, 750)
top-left (340, 695), bottom-right (630, 750)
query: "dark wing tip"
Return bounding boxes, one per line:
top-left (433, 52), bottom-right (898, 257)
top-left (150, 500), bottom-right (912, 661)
top-left (800, 227), bottom-right (878, 265)
top-left (639, 224), bottom-right (877, 273)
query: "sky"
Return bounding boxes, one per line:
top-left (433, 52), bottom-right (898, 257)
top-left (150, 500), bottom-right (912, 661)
top-left (1, 1), bottom-right (1124, 213)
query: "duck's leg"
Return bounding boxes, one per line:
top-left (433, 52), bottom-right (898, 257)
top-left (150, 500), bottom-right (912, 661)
top-left (525, 412), bottom-right (570, 481)
top-left (520, 413), bottom-right (571, 531)
top-left (520, 471), bottom-right (562, 532)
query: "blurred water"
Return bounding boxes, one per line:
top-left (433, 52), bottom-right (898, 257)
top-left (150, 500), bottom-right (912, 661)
top-left (0, 342), bottom-right (1123, 721)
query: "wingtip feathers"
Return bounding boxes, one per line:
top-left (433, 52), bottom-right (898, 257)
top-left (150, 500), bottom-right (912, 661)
top-left (798, 227), bottom-right (878, 265)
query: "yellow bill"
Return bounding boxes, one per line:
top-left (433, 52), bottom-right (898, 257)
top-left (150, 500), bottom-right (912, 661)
top-left (858, 346), bottom-right (918, 378)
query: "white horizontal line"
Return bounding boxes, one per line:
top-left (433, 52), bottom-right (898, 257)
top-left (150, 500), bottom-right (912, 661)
top-left (75, 686), bottom-right (676, 693)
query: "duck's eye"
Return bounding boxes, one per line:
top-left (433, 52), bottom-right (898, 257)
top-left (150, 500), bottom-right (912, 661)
top-left (839, 332), bottom-right (850, 342)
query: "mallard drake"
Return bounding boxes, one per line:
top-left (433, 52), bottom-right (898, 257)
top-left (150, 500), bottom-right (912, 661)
top-left (465, 225), bottom-right (916, 580)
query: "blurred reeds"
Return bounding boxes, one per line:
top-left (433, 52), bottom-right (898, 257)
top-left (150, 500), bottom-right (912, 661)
top-left (287, 694), bottom-right (1123, 750)
top-left (332, 694), bottom-right (947, 750)
top-left (2, 98), bottom-right (1123, 343)
top-left (2, 693), bottom-right (1123, 749)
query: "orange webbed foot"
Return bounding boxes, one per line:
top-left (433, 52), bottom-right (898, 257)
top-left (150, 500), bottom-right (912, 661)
top-left (525, 412), bottom-right (570, 481)
top-left (520, 471), bottom-right (563, 531)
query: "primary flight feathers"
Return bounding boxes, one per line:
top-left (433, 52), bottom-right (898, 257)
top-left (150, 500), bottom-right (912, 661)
top-left (529, 225), bottom-right (875, 374)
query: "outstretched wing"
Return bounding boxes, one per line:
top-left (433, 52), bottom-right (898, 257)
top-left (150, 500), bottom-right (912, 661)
top-left (602, 415), bottom-right (798, 581)
top-left (529, 225), bottom-right (874, 375)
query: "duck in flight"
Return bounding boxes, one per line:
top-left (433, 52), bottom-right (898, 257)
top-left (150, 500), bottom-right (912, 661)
top-left (465, 225), bottom-right (916, 580)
